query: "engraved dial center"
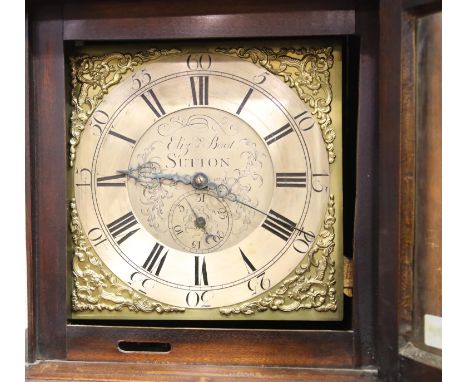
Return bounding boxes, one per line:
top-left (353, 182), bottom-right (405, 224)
top-left (126, 107), bottom-right (275, 254)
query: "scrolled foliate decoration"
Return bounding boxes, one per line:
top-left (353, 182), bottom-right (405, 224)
top-left (216, 47), bottom-right (336, 163)
top-left (219, 195), bottom-right (337, 316)
top-left (69, 48), bottom-right (181, 167)
top-left (70, 198), bottom-right (185, 313)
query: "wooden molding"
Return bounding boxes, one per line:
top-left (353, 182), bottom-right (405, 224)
top-left (26, 361), bottom-right (378, 382)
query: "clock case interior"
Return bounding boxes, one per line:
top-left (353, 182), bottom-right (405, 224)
top-left (66, 38), bottom-right (353, 327)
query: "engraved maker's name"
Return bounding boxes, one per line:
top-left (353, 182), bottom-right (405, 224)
top-left (165, 135), bottom-right (235, 168)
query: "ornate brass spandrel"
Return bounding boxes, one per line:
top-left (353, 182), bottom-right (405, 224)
top-left (69, 48), bottom-right (181, 167)
top-left (70, 198), bottom-right (185, 313)
top-left (216, 47), bottom-right (336, 164)
top-left (219, 194), bottom-right (337, 316)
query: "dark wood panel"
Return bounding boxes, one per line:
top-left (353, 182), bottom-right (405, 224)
top-left (400, 355), bottom-right (442, 382)
top-left (25, 10), bottom-right (36, 364)
top-left (67, 325), bottom-right (354, 367)
top-left (352, 0), bottom-right (379, 367)
top-left (62, 0), bottom-right (357, 18)
top-left (403, 0), bottom-right (442, 13)
top-left (63, 10), bottom-right (355, 40)
top-left (377, 0), bottom-right (403, 380)
top-left (399, 13), bottom-right (417, 335)
top-left (26, 360), bottom-right (378, 382)
top-left (30, 5), bottom-right (67, 359)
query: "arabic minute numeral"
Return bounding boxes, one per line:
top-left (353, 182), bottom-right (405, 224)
top-left (91, 110), bottom-right (109, 137)
top-left (75, 168), bottom-right (92, 187)
top-left (312, 173), bottom-right (329, 192)
top-left (294, 111), bottom-right (316, 131)
top-left (293, 229), bottom-right (316, 254)
top-left (87, 227), bottom-right (107, 246)
top-left (186, 54), bottom-right (212, 70)
top-left (247, 272), bottom-right (271, 295)
top-left (186, 290), bottom-right (210, 308)
top-left (131, 69), bottom-right (151, 90)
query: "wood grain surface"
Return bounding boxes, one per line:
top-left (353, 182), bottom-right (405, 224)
top-left (67, 325), bottom-right (354, 367)
top-left (63, 2), bottom-right (355, 41)
top-left (26, 360), bottom-right (378, 382)
top-left (29, 4), bottom-right (68, 360)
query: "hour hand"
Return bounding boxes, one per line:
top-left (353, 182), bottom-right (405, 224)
top-left (153, 172), bottom-right (192, 185)
top-left (117, 168), bottom-right (141, 181)
top-left (118, 165), bottom-right (192, 186)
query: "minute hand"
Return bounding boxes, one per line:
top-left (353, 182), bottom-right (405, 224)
top-left (191, 175), bottom-right (313, 238)
top-left (229, 196), bottom-right (312, 238)
top-left (118, 168), bottom-right (193, 185)
top-left (167, 172), bottom-right (312, 238)
top-left (120, 168), bottom-right (311, 237)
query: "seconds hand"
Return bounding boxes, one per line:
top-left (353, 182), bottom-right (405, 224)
top-left (185, 198), bottom-right (206, 230)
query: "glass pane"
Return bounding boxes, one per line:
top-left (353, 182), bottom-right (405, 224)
top-left (413, 11), bottom-right (442, 356)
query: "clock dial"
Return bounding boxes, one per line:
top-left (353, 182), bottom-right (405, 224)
top-left (74, 52), bottom-right (330, 309)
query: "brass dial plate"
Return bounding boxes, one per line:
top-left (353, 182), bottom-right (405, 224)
top-left (70, 45), bottom-right (343, 320)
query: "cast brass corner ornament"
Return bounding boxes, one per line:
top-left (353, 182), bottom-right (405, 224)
top-left (69, 48), bottom-right (181, 167)
top-left (70, 198), bottom-right (185, 313)
top-left (219, 194), bottom-right (337, 316)
top-left (216, 47), bottom-right (336, 164)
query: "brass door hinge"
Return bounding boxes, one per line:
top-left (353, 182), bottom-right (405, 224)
top-left (344, 257), bottom-right (353, 297)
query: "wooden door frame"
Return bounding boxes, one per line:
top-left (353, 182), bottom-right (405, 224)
top-left (25, 0), bottom-right (440, 379)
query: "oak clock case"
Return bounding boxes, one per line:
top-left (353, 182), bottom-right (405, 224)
top-left (69, 44), bottom-right (343, 321)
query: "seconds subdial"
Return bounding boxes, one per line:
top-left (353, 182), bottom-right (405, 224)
top-left (168, 190), bottom-right (233, 253)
